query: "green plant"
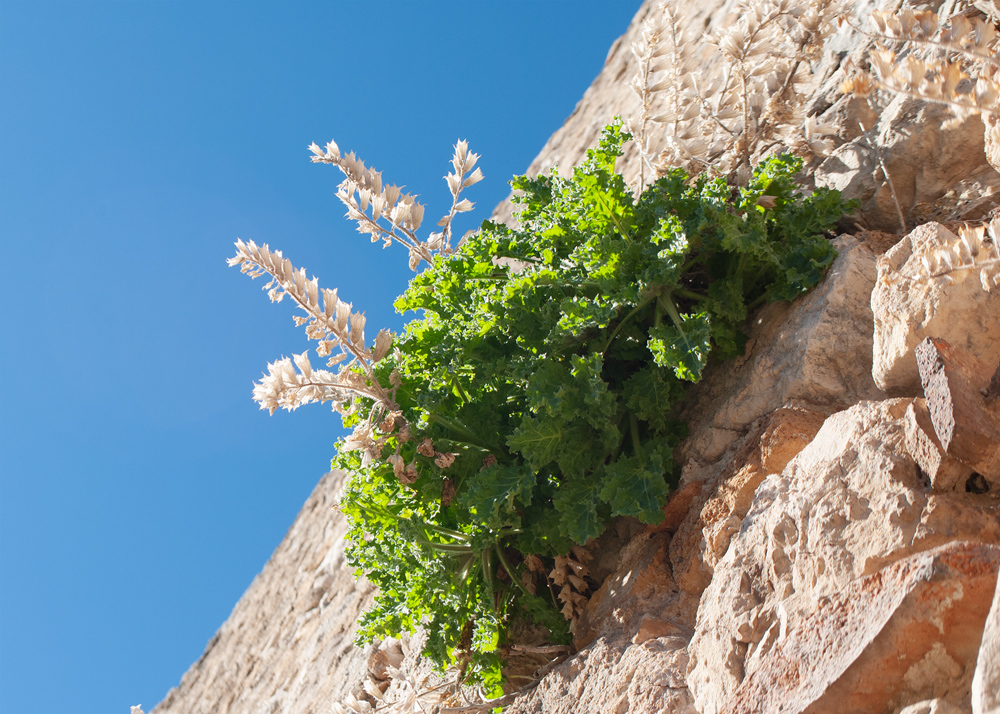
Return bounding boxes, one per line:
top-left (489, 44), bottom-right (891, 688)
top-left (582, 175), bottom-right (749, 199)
top-left (231, 120), bottom-right (851, 697)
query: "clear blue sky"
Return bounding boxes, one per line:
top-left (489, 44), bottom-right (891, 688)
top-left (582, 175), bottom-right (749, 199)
top-left (0, 1), bottom-right (641, 712)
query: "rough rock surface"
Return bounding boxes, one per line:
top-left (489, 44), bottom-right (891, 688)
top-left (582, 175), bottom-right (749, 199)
top-left (678, 235), bottom-right (882, 464)
top-left (669, 408), bottom-right (828, 597)
top-left (154, 1), bottom-right (1000, 713)
top-left (720, 542), bottom-right (1000, 714)
top-left (871, 222), bottom-right (1000, 395)
top-left (972, 570), bottom-right (1000, 714)
top-left (814, 99), bottom-right (998, 233)
top-left (505, 530), bottom-right (697, 714)
top-left (687, 400), bottom-right (1000, 714)
top-left (152, 472), bottom-right (375, 714)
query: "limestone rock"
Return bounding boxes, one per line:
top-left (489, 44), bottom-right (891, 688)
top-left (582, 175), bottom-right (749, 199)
top-left (503, 635), bottom-right (695, 714)
top-left (720, 542), bottom-right (999, 714)
top-left (972, 570), bottom-right (1000, 714)
top-left (915, 337), bottom-right (1000, 484)
top-left (686, 400), bottom-right (1000, 714)
top-left (573, 531), bottom-right (695, 651)
top-left (903, 399), bottom-right (974, 492)
top-left (669, 408), bottom-right (827, 597)
top-left (679, 236), bottom-right (882, 463)
top-left (871, 222), bottom-right (1000, 396)
top-left (899, 700), bottom-right (970, 714)
top-left (815, 98), bottom-right (998, 233)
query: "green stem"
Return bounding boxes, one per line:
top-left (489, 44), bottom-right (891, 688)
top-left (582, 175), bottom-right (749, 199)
top-left (418, 539), bottom-right (473, 555)
top-left (495, 543), bottom-right (531, 597)
top-left (660, 293), bottom-right (686, 331)
top-left (482, 549), bottom-right (494, 598)
top-left (674, 288), bottom-right (708, 302)
top-left (630, 413), bottom-right (642, 458)
top-left (451, 374), bottom-right (472, 405)
top-left (456, 553), bottom-right (476, 584)
top-left (602, 296), bottom-right (655, 353)
top-left (426, 412), bottom-right (499, 453)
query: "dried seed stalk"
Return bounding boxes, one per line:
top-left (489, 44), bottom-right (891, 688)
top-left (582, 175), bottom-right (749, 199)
top-left (629, 0), bottom-right (842, 184)
top-left (842, 9), bottom-right (1000, 128)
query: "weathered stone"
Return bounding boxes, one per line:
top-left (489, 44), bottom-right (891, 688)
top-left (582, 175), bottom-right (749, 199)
top-left (872, 222), bottom-right (1000, 396)
top-left (679, 236), bottom-right (882, 464)
top-left (719, 542), bottom-right (999, 714)
top-left (815, 98), bottom-right (998, 233)
top-left (972, 570), bottom-right (1000, 714)
top-left (898, 699), bottom-right (970, 714)
top-left (916, 337), bottom-right (1000, 482)
top-left (573, 531), bottom-right (695, 651)
top-left (904, 399), bottom-right (974, 492)
top-left (503, 634), bottom-right (695, 714)
top-left (687, 400), bottom-right (1000, 714)
top-left (669, 408), bottom-right (827, 597)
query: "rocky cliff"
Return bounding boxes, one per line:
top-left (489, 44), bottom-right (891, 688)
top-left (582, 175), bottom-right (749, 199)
top-left (152, 1), bottom-right (1000, 712)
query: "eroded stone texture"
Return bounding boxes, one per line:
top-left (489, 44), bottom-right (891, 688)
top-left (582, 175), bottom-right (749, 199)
top-left (669, 408), bottom-right (827, 597)
top-left (972, 570), bottom-right (1000, 714)
top-left (719, 542), bottom-right (999, 714)
top-left (903, 399), bottom-right (974, 492)
top-left (679, 236), bottom-right (882, 463)
top-left (687, 400), bottom-right (1000, 714)
top-left (815, 98), bottom-right (998, 233)
top-left (503, 635), bottom-right (695, 714)
top-left (916, 337), bottom-right (1000, 484)
top-left (872, 222), bottom-right (1000, 396)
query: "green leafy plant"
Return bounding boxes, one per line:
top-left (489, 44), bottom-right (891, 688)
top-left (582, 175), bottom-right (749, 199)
top-left (231, 120), bottom-right (852, 696)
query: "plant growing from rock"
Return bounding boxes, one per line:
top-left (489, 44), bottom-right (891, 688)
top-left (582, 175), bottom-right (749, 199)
top-left (231, 120), bottom-right (852, 696)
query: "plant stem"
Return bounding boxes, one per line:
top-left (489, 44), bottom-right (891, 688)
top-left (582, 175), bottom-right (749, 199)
top-left (601, 296), bottom-right (654, 353)
top-left (495, 543), bottom-right (531, 597)
top-left (427, 412), bottom-right (499, 453)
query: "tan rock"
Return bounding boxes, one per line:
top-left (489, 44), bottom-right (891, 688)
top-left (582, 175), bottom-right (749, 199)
top-left (573, 531), bottom-right (695, 651)
top-left (916, 337), bottom-right (1000, 483)
top-left (872, 222), bottom-right (1000, 396)
top-left (815, 98), bottom-right (998, 233)
top-left (504, 635), bottom-right (695, 714)
top-left (669, 408), bottom-right (827, 597)
top-left (679, 236), bottom-right (882, 463)
top-left (972, 570), bottom-right (1000, 714)
top-left (686, 400), bottom-right (1000, 714)
top-left (904, 399), bottom-right (974, 492)
top-left (898, 700), bottom-right (970, 714)
top-left (719, 542), bottom-right (999, 714)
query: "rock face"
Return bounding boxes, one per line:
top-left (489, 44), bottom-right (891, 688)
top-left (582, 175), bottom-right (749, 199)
top-left (154, 1), bottom-right (1000, 713)
top-left (721, 542), bottom-right (1000, 714)
top-left (686, 400), bottom-right (1000, 714)
top-left (677, 235), bottom-right (883, 465)
top-left (973, 570), bottom-right (1000, 714)
top-left (871, 222), bottom-right (1000, 396)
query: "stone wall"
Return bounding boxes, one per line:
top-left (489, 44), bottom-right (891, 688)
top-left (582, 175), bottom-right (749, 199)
top-left (153, 1), bottom-right (1000, 712)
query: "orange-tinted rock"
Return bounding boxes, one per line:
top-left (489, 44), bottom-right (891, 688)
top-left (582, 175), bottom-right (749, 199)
top-left (720, 542), bottom-right (1000, 714)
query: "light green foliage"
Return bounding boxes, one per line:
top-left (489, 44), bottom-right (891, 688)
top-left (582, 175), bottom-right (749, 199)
top-left (333, 120), bottom-right (853, 691)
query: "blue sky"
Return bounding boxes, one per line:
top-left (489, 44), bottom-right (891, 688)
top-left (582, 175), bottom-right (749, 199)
top-left (0, 1), bottom-right (641, 712)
